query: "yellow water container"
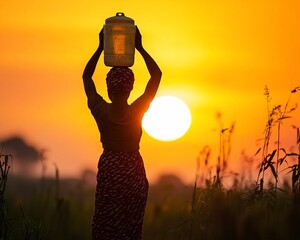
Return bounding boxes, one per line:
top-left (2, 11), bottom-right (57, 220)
top-left (104, 12), bottom-right (136, 67)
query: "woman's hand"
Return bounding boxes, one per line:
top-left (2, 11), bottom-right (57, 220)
top-left (135, 26), bottom-right (143, 51)
top-left (99, 28), bottom-right (104, 50)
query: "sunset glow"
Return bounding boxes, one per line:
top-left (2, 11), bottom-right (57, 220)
top-left (1, 0), bottom-right (299, 183)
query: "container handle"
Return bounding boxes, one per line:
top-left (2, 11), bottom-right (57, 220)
top-left (116, 12), bottom-right (125, 16)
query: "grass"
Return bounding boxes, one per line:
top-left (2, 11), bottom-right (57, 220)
top-left (1, 86), bottom-right (300, 240)
top-left (0, 153), bottom-right (12, 239)
top-left (185, 86), bottom-right (300, 240)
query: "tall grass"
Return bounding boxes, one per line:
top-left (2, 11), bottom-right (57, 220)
top-left (186, 86), bottom-right (300, 240)
top-left (2, 161), bottom-right (94, 239)
top-left (0, 154), bottom-right (11, 239)
top-left (254, 86), bottom-right (299, 204)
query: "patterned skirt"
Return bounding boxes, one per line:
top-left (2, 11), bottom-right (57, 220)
top-left (92, 150), bottom-right (149, 240)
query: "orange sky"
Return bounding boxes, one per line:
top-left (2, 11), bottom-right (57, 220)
top-left (1, 0), bottom-right (299, 184)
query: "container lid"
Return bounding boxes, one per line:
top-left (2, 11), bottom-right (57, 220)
top-left (105, 12), bottom-right (134, 24)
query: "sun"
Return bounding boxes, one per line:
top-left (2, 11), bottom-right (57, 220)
top-left (142, 96), bottom-right (191, 141)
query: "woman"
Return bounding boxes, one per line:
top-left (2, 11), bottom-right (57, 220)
top-left (82, 27), bottom-right (162, 240)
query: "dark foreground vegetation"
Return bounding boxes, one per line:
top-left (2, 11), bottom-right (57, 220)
top-left (1, 86), bottom-right (300, 240)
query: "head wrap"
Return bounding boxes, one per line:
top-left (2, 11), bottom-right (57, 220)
top-left (106, 67), bottom-right (134, 93)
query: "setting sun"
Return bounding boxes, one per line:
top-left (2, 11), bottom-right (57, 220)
top-left (142, 96), bottom-right (191, 141)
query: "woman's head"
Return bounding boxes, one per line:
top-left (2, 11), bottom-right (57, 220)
top-left (106, 67), bottom-right (134, 95)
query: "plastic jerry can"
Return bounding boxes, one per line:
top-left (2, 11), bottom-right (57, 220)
top-left (104, 12), bottom-right (136, 67)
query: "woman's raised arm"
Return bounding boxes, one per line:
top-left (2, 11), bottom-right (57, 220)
top-left (82, 29), bottom-right (104, 98)
top-left (135, 27), bottom-right (162, 101)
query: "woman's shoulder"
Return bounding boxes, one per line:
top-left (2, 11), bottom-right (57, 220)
top-left (130, 94), bottom-right (152, 114)
top-left (88, 93), bottom-right (109, 114)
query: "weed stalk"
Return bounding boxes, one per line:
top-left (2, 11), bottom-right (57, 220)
top-left (0, 154), bottom-right (12, 240)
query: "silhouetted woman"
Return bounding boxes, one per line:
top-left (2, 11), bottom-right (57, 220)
top-left (82, 27), bottom-right (162, 240)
